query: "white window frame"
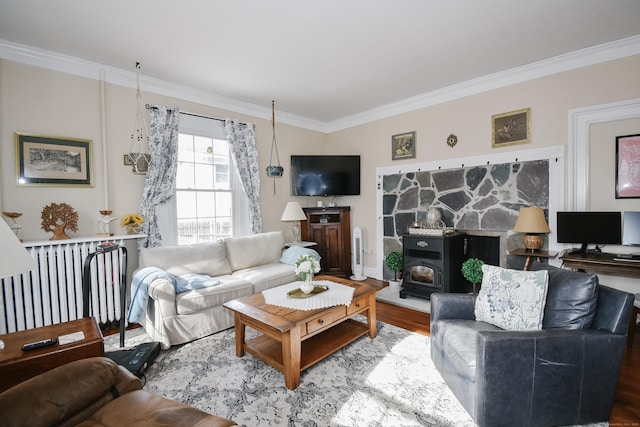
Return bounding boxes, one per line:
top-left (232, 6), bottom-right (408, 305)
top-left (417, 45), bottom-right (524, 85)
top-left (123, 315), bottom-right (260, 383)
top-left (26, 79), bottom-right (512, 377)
top-left (157, 113), bottom-right (250, 246)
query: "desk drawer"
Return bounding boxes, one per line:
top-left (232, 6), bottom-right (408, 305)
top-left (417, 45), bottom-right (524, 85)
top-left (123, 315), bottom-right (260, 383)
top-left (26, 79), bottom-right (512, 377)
top-left (347, 295), bottom-right (369, 315)
top-left (306, 306), bottom-right (346, 335)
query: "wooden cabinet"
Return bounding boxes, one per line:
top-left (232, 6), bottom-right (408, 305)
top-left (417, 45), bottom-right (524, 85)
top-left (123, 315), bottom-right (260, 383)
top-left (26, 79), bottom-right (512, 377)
top-left (301, 206), bottom-right (351, 277)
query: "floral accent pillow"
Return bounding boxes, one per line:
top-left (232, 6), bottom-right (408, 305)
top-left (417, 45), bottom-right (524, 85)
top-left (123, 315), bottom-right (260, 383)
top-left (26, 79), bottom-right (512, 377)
top-left (474, 264), bottom-right (549, 331)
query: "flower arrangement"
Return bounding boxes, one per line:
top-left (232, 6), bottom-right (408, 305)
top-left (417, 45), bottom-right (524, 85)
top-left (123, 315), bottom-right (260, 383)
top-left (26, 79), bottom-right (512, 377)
top-left (121, 213), bottom-right (144, 234)
top-left (295, 254), bottom-right (320, 281)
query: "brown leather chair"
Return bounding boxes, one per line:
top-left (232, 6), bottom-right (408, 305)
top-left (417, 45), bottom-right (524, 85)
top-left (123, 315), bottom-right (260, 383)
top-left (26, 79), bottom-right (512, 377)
top-left (0, 357), bottom-right (237, 427)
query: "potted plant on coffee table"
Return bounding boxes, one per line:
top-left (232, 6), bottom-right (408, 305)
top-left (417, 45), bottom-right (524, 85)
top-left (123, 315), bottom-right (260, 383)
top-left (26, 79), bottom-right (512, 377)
top-left (384, 250), bottom-right (404, 292)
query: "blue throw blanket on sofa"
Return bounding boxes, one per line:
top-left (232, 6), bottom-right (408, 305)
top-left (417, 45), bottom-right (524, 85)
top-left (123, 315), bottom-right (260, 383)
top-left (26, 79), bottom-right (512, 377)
top-left (128, 267), bottom-right (220, 323)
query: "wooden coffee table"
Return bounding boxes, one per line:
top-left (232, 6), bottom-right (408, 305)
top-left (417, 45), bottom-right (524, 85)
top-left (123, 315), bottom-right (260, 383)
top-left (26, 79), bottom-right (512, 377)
top-left (223, 275), bottom-right (377, 390)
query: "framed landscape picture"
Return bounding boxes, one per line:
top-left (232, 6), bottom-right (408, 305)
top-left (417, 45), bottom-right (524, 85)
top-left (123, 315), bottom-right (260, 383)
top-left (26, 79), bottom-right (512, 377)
top-left (615, 133), bottom-right (640, 199)
top-left (392, 131), bottom-right (416, 160)
top-left (16, 133), bottom-right (93, 187)
top-left (492, 108), bottom-right (530, 148)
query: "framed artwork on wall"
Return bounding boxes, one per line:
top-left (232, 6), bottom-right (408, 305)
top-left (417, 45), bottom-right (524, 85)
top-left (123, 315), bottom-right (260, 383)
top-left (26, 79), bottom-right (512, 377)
top-left (15, 132), bottom-right (93, 187)
top-left (392, 131), bottom-right (416, 160)
top-left (615, 133), bottom-right (640, 199)
top-left (492, 108), bottom-right (531, 148)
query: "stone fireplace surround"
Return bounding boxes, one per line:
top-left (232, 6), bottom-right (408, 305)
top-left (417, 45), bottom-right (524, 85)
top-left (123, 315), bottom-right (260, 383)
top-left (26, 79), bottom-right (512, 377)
top-left (375, 145), bottom-right (565, 280)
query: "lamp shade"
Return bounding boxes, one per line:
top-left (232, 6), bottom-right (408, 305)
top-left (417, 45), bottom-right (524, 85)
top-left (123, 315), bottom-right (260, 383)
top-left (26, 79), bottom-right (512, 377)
top-left (280, 202), bottom-right (306, 221)
top-left (513, 207), bottom-right (550, 234)
top-left (0, 218), bottom-right (36, 279)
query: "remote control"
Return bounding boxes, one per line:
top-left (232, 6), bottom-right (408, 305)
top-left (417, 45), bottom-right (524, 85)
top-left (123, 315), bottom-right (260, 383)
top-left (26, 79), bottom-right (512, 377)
top-left (21, 338), bottom-right (58, 351)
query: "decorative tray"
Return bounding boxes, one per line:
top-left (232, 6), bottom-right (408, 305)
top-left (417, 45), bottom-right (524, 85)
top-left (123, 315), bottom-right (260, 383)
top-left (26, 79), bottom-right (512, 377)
top-left (408, 227), bottom-right (455, 236)
top-left (287, 285), bottom-right (329, 298)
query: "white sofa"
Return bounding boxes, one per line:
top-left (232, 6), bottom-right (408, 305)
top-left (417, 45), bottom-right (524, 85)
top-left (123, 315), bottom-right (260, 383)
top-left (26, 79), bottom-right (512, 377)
top-left (136, 231), bottom-right (296, 348)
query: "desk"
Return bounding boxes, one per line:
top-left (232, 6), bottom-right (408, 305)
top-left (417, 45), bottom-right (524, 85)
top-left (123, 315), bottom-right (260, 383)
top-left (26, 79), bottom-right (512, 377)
top-left (510, 249), bottom-right (558, 270)
top-left (0, 317), bottom-right (103, 392)
top-left (560, 252), bottom-right (640, 278)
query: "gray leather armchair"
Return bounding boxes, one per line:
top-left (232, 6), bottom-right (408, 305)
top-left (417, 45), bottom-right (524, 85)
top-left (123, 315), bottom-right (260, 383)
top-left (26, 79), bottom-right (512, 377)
top-left (430, 262), bottom-right (633, 427)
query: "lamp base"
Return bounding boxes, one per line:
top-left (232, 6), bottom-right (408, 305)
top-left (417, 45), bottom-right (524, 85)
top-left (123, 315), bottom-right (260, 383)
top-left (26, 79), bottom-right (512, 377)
top-left (523, 234), bottom-right (543, 251)
top-left (292, 221), bottom-right (301, 243)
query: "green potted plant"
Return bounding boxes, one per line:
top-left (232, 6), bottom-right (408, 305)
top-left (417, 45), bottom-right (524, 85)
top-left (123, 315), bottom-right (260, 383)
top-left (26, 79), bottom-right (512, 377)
top-left (461, 258), bottom-right (484, 294)
top-left (384, 251), bottom-right (404, 291)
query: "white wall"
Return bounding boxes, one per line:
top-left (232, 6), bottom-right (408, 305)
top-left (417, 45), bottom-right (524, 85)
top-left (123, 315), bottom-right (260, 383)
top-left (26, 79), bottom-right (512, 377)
top-left (2, 54), bottom-right (640, 292)
top-left (0, 61), bottom-right (326, 243)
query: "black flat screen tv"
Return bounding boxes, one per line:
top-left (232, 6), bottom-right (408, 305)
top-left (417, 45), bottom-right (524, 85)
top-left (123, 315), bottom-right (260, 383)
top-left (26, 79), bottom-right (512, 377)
top-left (290, 155), bottom-right (361, 196)
top-left (556, 211), bottom-right (621, 253)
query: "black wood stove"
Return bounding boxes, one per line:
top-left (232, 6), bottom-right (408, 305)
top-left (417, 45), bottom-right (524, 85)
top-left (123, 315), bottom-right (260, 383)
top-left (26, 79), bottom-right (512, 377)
top-left (401, 233), bottom-right (467, 300)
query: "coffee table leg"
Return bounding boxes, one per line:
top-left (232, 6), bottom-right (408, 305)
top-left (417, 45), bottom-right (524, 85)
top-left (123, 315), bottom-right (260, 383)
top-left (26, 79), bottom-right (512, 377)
top-left (282, 327), bottom-right (302, 390)
top-left (234, 313), bottom-right (245, 357)
top-left (367, 294), bottom-right (377, 338)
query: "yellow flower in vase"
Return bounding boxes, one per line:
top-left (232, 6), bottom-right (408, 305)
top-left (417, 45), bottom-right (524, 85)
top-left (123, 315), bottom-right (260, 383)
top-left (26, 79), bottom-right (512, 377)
top-left (121, 213), bottom-right (144, 234)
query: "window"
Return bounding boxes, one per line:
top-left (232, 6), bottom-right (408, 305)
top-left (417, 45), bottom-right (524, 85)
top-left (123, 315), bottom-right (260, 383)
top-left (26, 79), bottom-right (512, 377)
top-left (176, 133), bottom-right (232, 244)
top-left (162, 113), bottom-right (249, 246)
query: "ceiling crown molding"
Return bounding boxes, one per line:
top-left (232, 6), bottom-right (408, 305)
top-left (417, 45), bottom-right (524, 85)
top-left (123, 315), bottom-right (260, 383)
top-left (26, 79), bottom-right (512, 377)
top-left (325, 34), bottom-right (640, 133)
top-left (1, 35), bottom-right (639, 134)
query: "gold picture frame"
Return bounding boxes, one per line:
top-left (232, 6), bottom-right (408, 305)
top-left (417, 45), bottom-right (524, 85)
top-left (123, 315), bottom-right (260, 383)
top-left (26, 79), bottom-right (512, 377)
top-left (15, 132), bottom-right (93, 187)
top-left (392, 131), bottom-right (416, 160)
top-left (492, 108), bottom-right (531, 148)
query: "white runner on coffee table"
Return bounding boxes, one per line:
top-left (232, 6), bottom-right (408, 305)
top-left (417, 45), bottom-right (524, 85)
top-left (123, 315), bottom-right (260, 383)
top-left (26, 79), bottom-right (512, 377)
top-left (262, 280), bottom-right (354, 310)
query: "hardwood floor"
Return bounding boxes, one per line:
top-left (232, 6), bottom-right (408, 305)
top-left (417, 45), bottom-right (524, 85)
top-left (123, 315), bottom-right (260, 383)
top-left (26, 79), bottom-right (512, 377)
top-left (374, 290), bottom-right (640, 425)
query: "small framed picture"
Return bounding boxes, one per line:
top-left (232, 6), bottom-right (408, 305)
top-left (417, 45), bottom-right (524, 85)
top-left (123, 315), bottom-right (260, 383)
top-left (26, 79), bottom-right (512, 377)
top-left (492, 108), bottom-right (531, 148)
top-left (15, 132), bottom-right (93, 187)
top-left (392, 131), bottom-right (416, 160)
top-left (615, 133), bottom-right (640, 199)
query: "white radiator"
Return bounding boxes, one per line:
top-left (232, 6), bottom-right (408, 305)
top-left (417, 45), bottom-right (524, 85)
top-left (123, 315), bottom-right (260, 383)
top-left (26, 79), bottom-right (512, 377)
top-left (0, 237), bottom-right (130, 334)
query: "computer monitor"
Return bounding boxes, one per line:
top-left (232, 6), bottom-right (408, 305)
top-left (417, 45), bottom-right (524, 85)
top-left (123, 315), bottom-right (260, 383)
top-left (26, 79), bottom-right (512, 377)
top-left (556, 211), bottom-right (622, 253)
top-left (622, 211), bottom-right (640, 247)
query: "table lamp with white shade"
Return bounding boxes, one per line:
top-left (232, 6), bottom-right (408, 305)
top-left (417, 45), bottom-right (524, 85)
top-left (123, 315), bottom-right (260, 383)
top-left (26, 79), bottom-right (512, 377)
top-left (513, 206), bottom-right (551, 251)
top-left (280, 202), bottom-right (307, 243)
top-left (0, 217), bottom-right (37, 349)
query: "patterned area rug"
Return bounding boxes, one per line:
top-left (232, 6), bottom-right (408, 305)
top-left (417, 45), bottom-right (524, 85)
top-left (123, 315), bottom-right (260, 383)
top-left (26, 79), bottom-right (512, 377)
top-left (105, 322), bottom-right (607, 427)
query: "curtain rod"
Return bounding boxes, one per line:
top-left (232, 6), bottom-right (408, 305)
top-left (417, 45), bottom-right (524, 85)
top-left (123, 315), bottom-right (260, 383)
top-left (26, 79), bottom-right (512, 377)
top-left (145, 104), bottom-right (225, 123)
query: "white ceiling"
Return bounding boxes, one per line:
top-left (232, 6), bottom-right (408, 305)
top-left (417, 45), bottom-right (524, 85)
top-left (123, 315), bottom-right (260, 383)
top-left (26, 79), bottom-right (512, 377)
top-left (1, 0), bottom-right (640, 131)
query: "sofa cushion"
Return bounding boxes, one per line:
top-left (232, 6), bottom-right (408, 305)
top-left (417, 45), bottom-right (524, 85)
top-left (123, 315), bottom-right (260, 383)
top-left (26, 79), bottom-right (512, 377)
top-left (139, 241), bottom-right (232, 277)
top-left (529, 261), bottom-right (599, 329)
top-left (232, 262), bottom-right (297, 293)
top-left (224, 231), bottom-right (285, 271)
top-left (175, 276), bottom-right (253, 315)
top-left (431, 319), bottom-right (503, 382)
top-left (475, 264), bottom-right (549, 331)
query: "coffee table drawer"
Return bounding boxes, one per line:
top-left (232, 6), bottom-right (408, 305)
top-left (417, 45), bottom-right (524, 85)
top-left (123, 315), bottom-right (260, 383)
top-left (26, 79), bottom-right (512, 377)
top-left (347, 295), bottom-right (369, 315)
top-left (306, 306), bottom-right (347, 335)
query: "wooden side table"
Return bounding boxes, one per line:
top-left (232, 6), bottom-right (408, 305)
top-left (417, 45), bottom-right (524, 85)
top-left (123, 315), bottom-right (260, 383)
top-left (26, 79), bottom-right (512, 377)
top-left (0, 317), bottom-right (104, 392)
top-left (510, 249), bottom-right (558, 271)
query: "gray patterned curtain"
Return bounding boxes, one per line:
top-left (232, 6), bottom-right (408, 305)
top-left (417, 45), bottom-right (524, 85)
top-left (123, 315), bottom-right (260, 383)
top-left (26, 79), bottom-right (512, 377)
top-left (138, 105), bottom-right (180, 248)
top-left (224, 119), bottom-right (262, 233)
